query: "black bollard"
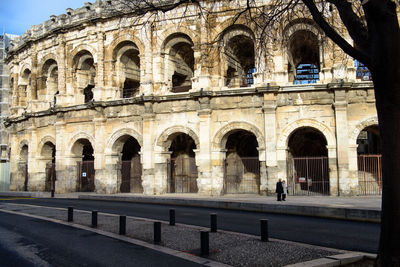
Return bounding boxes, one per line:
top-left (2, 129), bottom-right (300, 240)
top-left (200, 231), bottom-right (209, 256)
top-left (260, 219), bottom-right (269, 242)
top-left (51, 189), bottom-right (55, 198)
top-left (169, 209), bottom-right (175, 226)
top-left (67, 207), bottom-right (73, 222)
top-left (154, 222), bottom-right (161, 243)
top-left (210, 213), bottom-right (217, 232)
top-left (119, 215), bottom-right (126, 235)
top-left (92, 210), bottom-right (98, 228)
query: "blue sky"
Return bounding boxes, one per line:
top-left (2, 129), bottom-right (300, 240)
top-left (0, 0), bottom-right (88, 35)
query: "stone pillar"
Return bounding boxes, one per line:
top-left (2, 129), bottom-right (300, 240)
top-left (95, 31), bottom-right (105, 101)
top-left (196, 99), bottom-right (212, 195)
top-left (210, 149), bottom-right (226, 195)
top-left (263, 93), bottom-right (278, 194)
top-left (142, 111), bottom-right (156, 195)
top-left (154, 151), bottom-right (172, 194)
top-left (28, 125), bottom-right (38, 191)
top-left (56, 35), bottom-right (67, 104)
top-left (141, 23), bottom-right (153, 95)
top-left (347, 144), bottom-right (360, 194)
top-left (54, 119), bottom-right (68, 193)
top-left (327, 145), bottom-right (339, 196)
top-left (104, 153), bottom-right (119, 194)
top-left (93, 116), bottom-right (109, 193)
top-left (334, 90), bottom-right (352, 195)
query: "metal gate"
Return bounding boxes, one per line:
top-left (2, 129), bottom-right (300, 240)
top-left (167, 157), bottom-right (198, 193)
top-left (120, 158), bottom-right (143, 193)
top-left (45, 162), bottom-right (56, 192)
top-left (224, 156), bottom-right (260, 194)
top-left (77, 161), bottom-right (95, 192)
top-left (287, 157), bottom-right (330, 196)
top-left (357, 155), bottom-right (382, 195)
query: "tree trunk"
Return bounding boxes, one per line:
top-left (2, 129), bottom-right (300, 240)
top-left (375, 75), bottom-right (400, 266)
top-left (371, 4), bottom-right (400, 263)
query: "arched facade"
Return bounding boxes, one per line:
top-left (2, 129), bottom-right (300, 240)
top-left (5, 0), bottom-right (379, 196)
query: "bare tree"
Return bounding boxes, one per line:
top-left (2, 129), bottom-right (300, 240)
top-left (113, 0), bottom-right (400, 265)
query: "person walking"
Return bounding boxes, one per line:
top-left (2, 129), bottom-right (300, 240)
top-left (282, 180), bottom-right (288, 201)
top-left (275, 179), bottom-right (283, 201)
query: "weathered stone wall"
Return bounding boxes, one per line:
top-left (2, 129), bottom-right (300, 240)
top-left (5, 0), bottom-right (379, 196)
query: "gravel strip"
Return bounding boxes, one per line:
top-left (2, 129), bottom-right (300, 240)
top-left (0, 203), bottom-right (341, 266)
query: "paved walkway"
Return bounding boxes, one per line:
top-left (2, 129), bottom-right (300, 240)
top-left (0, 191), bottom-right (381, 223)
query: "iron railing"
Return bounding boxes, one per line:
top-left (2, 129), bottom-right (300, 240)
top-left (357, 154), bottom-right (382, 195)
top-left (287, 156), bottom-right (330, 196)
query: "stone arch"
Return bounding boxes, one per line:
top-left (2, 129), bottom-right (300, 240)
top-left (69, 132), bottom-right (96, 156)
top-left (277, 119), bottom-right (336, 150)
top-left (37, 135), bottom-right (56, 154)
top-left (282, 19), bottom-right (323, 44)
top-left (157, 26), bottom-right (198, 54)
top-left (211, 17), bottom-right (257, 42)
top-left (106, 128), bottom-right (143, 154)
top-left (38, 54), bottom-right (58, 70)
top-left (282, 20), bottom-right (323, 83)
top-left (106, 34), bottom-right (145, 61)
top-left (212, 121), bottom-right (265, 151)
top-left (19, 139), bottom-right (29, 151)
top-left (349, 117), bottom-right (379, 146)
top-left (68, 44), bottom-right (97, 68)
top-left (156, 126), bottom-right (200, 150)
top-left (19, 63), bottom-right (32, 76)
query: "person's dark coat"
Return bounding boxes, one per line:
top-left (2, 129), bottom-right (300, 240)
top-left (276, 181), bottom-right (284, 194)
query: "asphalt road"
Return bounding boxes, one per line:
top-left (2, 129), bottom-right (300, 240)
top-left (0, 210), bottom-right (202, 267)
top-left (0, 198), bottom-right (380, 253)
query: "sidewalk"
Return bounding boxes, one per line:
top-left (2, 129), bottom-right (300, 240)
top-left (0, 191), bottom-right (381, 223)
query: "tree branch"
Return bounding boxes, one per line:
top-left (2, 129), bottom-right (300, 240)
top-left (327, 0), bottom-right (370, 54)
top-left (302, 0), bottom-right (371, 66)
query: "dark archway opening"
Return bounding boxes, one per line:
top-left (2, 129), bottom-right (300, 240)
top-left (287, 127), bottom-right (329, 195)
top-left (120, 137), bottom-right (142, 193)
top-left (20, 145), bottom-right (29, 191)
top-left (168, 133), bottom-right (198, 193)
top-left (75, 139), bottom-right (95, 192)
top-left (84, 85), bottom-right (94, 103)
top-left (225, 34), bottom-right (255, 88)
top-left (42, 142), bottom-right (56, 192)
top-left (224, 130), bottom-right (260, 194)
top-left (288, 30), bottom-right (320, 84)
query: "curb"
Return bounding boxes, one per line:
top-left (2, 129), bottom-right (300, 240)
top-left (285, 252), bottom-right (376, 266)
top-left (78, 195), bottom-right (381, 223)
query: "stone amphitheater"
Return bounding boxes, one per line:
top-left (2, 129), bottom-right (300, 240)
top-left (5, 0), bottom-right (381, 196)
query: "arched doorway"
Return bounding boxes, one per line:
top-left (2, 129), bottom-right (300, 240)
top-left (41, 142), bottom-right (56, 192)
top-left (167, 133), bottom-right (198, 193)
top-left (113, 41), bottom-right (141, 98)
top-left (222, 25), bottom-right (256, 88)
top-left (73, 50), bottom-right (96, 103)
top-left (357, 125), bottom-right (382, 195)
top-left (20, 145), bottom-right (29, 191)
top-left (72, 139), bottom-right (95, 192)
top-left (223, 130), bottom-right (260, 194)
top-left (163, 33), bottom-right (194, 93)
top-left (119, 136), bottom-right (142, 193)
top-left (287, 127), bottom-right (329, 195)
top-left (288, 30), bottom-right (320, 84)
